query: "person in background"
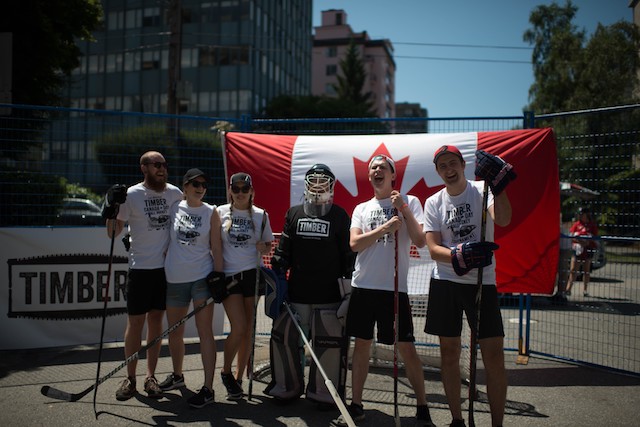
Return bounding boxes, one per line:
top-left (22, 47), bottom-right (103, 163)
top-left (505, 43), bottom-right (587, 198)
top-left (217, 172), bottom-right (274, 400)
top-left (102, 151), bottom-right (183, 401)
top-left (332, 155), bottom-right (435, 427)
top-left (159, 168), bottom-right (225, 408)
top-left (565, 207), bottom-right (599, 297)
top-left (423, 146), bottom-right (514, 427)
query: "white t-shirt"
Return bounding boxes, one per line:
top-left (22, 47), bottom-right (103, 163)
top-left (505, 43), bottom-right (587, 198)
top-left (423, 180), bottom-right (496, 284)
top-left (164, 200), bottom-right (217, 283)
top-left (217, 204), bottom-right (274, 275)
top-left (117, 182), bottom-right (183, 269)
top-left (350, 195), bottom-right (423, 292)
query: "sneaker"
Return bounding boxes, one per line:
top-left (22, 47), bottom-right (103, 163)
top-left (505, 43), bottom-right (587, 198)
top-left (143, 376), bottom-right (162, 399)
top-left (115, 377), bottom-right (136, 401)
top-left (449, 420), bottom-right (466, 427)
top-left (583, 292), bottom-right (590, 297)
top-left (188, 386), bottom-right (214, 408)
top-left (159, 373), bottom-right (185, 391)
top-left (330, 402), bottom-right (365, 426)
top-left (221, 372), bottom-right (243, 400)
top-left (416, 405), bottom-right (436, 426)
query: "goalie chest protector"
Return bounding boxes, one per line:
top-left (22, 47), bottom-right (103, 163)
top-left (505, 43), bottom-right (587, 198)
top-left (306, 308), bottom-right (349, 404)
top-left (264, 310), bottom-right (304, 400)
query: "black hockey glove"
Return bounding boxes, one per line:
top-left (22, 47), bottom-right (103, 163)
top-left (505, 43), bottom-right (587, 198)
top-left (474, 150), bottom-right (516, 196)
top-left (101, 184), bottom-right (127, 219)
top-left (270, 254), bottom-right (289, 275)
top-left (207, 271), bottom-right (234, 303)
top-left (451, 241), bottom-right (500, 276)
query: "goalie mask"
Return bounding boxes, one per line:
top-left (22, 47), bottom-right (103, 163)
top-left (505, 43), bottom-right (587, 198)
top-left (303, 163), bottom-right (335, 217)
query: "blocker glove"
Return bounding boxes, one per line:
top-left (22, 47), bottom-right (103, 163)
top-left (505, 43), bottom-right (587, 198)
top-left (101, 184), bottom-right (127, 219)
top-left (474, 150), bottom-right (516, 196)
top-left (451, 241), bottom-right (500, 276)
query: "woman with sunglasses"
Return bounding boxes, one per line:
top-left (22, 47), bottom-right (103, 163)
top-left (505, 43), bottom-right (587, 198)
top-left (217, 172), bottom-right (274, 400)
top-left (161, 168), bottom-right (224, 408)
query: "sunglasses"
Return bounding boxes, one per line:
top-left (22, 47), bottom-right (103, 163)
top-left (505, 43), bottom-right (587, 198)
top-left (143, 161), bottom-right (168, 169)
top-left (190, 181), bottom-right (207, 189)
top-left (231, 185), bottom-right (251, 194)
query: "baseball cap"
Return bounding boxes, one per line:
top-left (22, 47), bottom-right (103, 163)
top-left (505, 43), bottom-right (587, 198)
top-left (368, 154), bottom-right (396, 173)
top-left (230, 172), bottom-right (253, 186)
top-left (433, 145), bottom-right (464, 164)
top-left (183, 168), bottom-right (207, 184)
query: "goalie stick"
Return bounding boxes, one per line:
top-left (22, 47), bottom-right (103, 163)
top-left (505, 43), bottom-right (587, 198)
top-left (41, 279), bottom-right (237, 402)
top-left (468, 181), bottom-right (489, 427)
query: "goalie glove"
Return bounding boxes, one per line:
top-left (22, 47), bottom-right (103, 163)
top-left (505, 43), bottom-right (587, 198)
top-left (451, 241), bottom-right (500, 276)
top-left (474, 150), bottom-right (516, 196)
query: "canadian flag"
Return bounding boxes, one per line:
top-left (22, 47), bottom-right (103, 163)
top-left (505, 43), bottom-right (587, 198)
top-left (223, 129), bottom-right (559, 294)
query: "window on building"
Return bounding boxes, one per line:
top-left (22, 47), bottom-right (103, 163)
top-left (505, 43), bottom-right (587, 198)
top-left (126, 9), bottom-right (141, 29)
top-left (336, 12), bottom-right (343, 25)
top-left (326, 47), bottom-right (337, 57)
top-left (143, 7), bottom-right (160, 27)
top-left (199, 47), bottom-right (216, 66)
top-left (326, 64), bottom-right (337, 76)
top-left (325, 83), bottom-right (336, 96)
top-left (142, 51), bottom-right (160, 70)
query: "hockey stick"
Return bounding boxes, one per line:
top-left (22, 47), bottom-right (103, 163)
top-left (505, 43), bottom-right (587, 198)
top-left (93, 219), bottom-right (117, 417)
top-left (393, 230), bottom-right (400, 427)
top-left (41, 280), bottom-right (236, 402)
top-left (248, 212), bottom-right (267, 400)
top-left (468, 181), bottom-right (489, 427)
top-left (283, 302), bottom-right (356, 427)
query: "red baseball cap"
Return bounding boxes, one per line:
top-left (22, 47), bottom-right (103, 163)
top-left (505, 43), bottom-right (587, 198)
top-left (433, 145), bottom-right (464, 164)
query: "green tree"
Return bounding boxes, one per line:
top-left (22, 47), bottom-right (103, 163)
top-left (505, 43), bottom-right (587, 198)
top-left (0, 0), bottom-right (102, 160)
top-left (333, 39), bottom-right (375, 116)
top-left (1, 0), bottom-right (103, 107)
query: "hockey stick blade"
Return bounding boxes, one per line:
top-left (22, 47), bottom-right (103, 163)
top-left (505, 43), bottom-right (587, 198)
top-left (39, 289), bottom-right (230, 403)
top-left (41, 384), bottom-right (93, 402)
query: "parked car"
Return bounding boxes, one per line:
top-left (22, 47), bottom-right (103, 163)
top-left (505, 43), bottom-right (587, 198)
top-left (56, 197), bottom-right (104, 226)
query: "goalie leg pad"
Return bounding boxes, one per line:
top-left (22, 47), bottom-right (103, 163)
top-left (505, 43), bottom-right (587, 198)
top-left (264, 310), bottom-right (304, 400)
top-left (306, 308), bottom-right (349, 404)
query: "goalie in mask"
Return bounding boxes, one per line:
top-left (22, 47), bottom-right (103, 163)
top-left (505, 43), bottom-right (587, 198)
top-left (266, 163), bottom-right (355, 408)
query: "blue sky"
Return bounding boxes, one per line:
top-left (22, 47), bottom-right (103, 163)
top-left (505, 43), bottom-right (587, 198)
top-left (312, 1), bottom-right (634, 117)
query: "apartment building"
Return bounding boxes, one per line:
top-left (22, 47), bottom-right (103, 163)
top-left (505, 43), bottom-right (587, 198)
top-left (312, 9), bottom-right (396, 118)
top-left (65, 0), bottom-right (312, 118)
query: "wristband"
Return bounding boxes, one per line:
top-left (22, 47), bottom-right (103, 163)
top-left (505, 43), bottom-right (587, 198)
top-left (400, 203), bottom-right (408, 211)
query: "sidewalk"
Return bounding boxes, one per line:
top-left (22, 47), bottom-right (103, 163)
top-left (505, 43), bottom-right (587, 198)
top-left (1, 338), bottom-right (639, 426)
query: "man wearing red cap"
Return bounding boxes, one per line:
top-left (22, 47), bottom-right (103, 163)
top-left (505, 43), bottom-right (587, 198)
top-left (423, 145), bottom-right (515, 427)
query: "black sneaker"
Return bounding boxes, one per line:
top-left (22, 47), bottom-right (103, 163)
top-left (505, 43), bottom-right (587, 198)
top-left (449, 419), bottom-right (466, 427)
top-left (115, 377), bottom-right (136, 401)
top-left (188, 386), bottom-right (214, 408)
top-left (416, 405), bottom-right (436, 426)
top-left (330, 402), bottom-right (365, 426)
top-left (221, 372), bottom-right (243, 400)
top-left (143, 376), bottom-right (162, 399)
top-left (159, 373), bottom-right (185, 391)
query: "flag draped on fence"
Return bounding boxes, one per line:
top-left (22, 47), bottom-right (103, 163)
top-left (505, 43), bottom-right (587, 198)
top-left (222, 129), bottom-right (559, 294)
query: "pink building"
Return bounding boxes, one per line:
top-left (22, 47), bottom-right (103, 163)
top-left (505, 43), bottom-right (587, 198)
top-left (312, 9), bottom-right (396, 118)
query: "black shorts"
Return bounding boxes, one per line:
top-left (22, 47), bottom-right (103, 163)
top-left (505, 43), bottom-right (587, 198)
top-left (346, 287), bottom-right (415, 345)
top-left (227, 268), bottom-right (264, 298)
top-left (425, 279), bottom-right (504, 339)
top-left (126, 268), bottom-right (167, 315)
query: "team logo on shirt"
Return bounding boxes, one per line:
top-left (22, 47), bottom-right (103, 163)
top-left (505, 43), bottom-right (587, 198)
top-left (144, 197), bottom-right (170, 230)
top-left (446, 203), bottom-right (477, 243)
top-left (228, 216), bottom-right (254, 248)
top-left (297, 218), bottom-right (330, 238)
top-left (177, 213), bottom-right (202, 245)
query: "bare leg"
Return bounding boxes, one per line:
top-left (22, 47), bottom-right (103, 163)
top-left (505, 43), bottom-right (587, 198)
top-left (222, 294), bottom-right (247, 374)
top-left (583, 259), bottom-right (592, 295)
top-left (145, 309), bottom-right (165, 378)
top-left (398, 342), bottom-right (427, 406)
top-left (565, 255), bottom-right (578, 294)
top-left (194, 299), bottom-right (216, 389)
top-left (124, 314), bottom-right (146, 378)
top-left (350, 338), bottom-right (372, 405)
top-left (479, 336), bottom-right (507, 427)
top-left (439, 336), bottom-right (463, 421)
top-left (165, 305), bottom-right (189, 376)
top-left (236, 296), bottom-right (256, 381)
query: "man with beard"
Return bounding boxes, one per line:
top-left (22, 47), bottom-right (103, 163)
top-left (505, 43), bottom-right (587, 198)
top-left (102, 151), bottom-right (183, 401)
